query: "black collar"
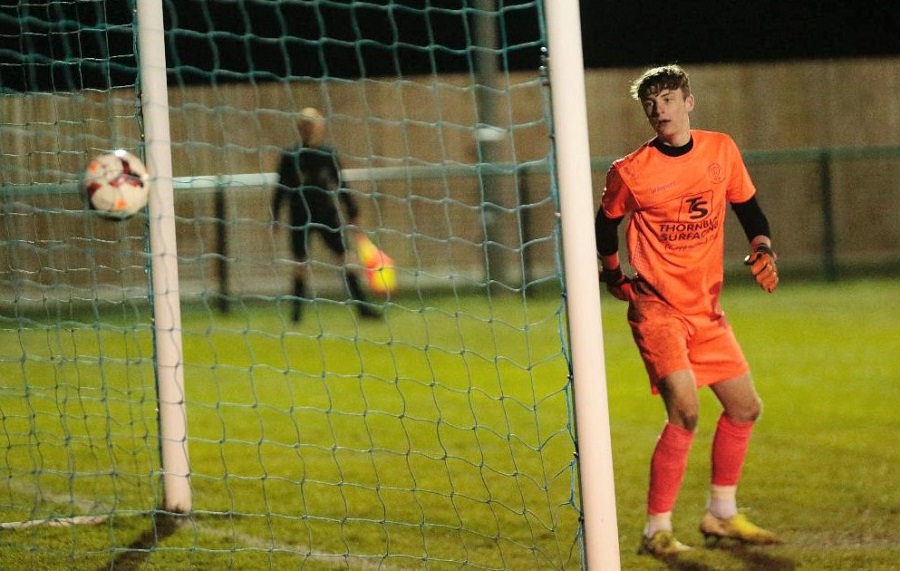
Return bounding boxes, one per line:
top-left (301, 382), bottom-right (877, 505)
top-left (651, 136), bottom-right (693, 157)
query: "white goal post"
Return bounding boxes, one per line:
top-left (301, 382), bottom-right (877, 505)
top-left (137, 0), bottom-right (191, 514)
top-left (545, 2), bottom-right (621, 569)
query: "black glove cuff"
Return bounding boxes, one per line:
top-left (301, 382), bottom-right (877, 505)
top-left (600, 266), bottom-right (624, 286)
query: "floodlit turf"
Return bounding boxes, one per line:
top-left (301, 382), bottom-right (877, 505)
top-left (0, 279), bottom-right (897, 570)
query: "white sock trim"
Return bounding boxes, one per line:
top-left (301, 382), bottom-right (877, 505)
top-left (707, 485), bottom-right (738, 519)
top-left (645, 511), bottom-right (673, 537)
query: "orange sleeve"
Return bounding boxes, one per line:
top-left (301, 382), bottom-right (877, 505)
top-left (601, 163), bottom-right (632, 219)
top-left (725, 137), bottom-right (756, 204)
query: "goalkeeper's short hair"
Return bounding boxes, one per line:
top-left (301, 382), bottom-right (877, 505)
top-left (630, 64), bottom-right (691, 101)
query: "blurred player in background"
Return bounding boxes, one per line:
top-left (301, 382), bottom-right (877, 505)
top-left (594, 65), bottom-right (781, 557)
top-left (272, 107), bottom-right (380, 323)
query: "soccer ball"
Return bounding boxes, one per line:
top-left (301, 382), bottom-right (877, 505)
top-left (82, 150), bottom-right (150, 219)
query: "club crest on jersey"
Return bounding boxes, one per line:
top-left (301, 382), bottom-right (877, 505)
top-left (707, 162), bottom-right (725, 184)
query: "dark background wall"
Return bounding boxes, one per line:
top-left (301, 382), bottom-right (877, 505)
top-left (580, 0), bottom-right (900, 67)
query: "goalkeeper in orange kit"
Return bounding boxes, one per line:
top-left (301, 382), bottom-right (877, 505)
top-left (594, 65), bottom-right (780, 558)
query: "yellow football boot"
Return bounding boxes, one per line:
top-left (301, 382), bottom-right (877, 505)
top-left (638, 530), bottom-right (693, 557)
top-left (700, 511), bottom-right (781, 546)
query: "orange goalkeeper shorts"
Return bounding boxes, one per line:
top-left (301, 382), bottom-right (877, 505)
top-left (627, 286), bottom-right (749, 393)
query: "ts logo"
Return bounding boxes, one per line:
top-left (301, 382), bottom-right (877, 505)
top-left (679, 191), bottom-right (712, 221)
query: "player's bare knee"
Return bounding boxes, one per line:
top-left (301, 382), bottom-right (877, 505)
top-left (670, 409), bottom-right (699, 431)
top-left (746, 397), bottom-right (763, 422)
top-left (727, 397), bottom-right (762, 423)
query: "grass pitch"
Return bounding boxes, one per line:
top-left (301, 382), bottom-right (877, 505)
top-left (606, 279), bottom-right (900, 570)
top-left (0, 278), bottom-right (898, 570)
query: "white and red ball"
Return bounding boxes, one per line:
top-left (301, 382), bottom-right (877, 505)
top-left (82, 150), bottom-right (150, 219)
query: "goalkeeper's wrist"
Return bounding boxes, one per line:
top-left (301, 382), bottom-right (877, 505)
top-left (600, 266), bottom-right (624, 286)
top-left (744, 241), bottom-right (778, 267)
top-left (749, 237), bottom-right (774, 256)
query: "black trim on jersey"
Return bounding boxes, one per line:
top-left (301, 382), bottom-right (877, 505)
top-left (651, 136), bottom-right (694, 157)
top-left (731, 196), bottom-right (771, 242)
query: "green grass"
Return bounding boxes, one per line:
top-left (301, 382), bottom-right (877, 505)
top-left (1, 279), bottom-right (898, 570)
top-left (606, 279), bottom-right (900, 571)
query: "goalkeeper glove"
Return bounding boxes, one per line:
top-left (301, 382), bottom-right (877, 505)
top-left (744, 244), bottom-right (778, 293)
top-left (600, 266), bottom-right (634, 302)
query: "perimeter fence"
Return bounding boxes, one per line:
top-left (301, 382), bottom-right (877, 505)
top-left (2, 144), bottom-right (898, 309)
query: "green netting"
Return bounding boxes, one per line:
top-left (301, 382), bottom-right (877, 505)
top-left (0, 2), bottom-right (585, 569)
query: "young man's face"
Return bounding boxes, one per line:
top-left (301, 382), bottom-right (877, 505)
top-left (640, 87), bottom-right (694, 146)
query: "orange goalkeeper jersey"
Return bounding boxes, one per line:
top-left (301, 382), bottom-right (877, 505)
top-left (601, 130), bottom-right (756, 317)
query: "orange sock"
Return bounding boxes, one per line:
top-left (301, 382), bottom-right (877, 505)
top-left (711, 414), bottom-right (754, 487)
top-left (647, 422), bottom-right (695, 515)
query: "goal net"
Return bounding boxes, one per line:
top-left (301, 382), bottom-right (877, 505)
top-left (0, 1), bottom-right (609, 569)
